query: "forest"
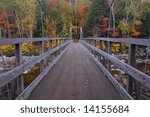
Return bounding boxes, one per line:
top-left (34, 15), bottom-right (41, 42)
top-left (0, 0), bottom-right (150, 55)
top-left (0, 0), bottom-right (150, 38)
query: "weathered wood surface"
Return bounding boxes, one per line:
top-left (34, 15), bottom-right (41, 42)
top-left (84, 46), bottom-right (133, 100)
top-left (0, 41), bottom-right (71, 87)
top-left (16, 44), bottom-right (70, 100)
top-left (82, 38), bottom-right (150, 46)
top-left (81, 41), bottom-right (150, 89)
top-left (28, 43), bottom-right (121, 100)
top-left (0, 38), bottom-right (69, 46)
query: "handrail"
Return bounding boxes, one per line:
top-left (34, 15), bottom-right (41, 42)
top-left (83, 43), bottom-right (133, 100)
top-left (82, 38), bottom-right (150, 46)
top-left (81, 40), bottom-right (150, 89)
top-left (16, 43), bottom-right (71, 100)
top-left (0, 37), bottom-right (70, 46)
top-left (0, 40), bottom-right (71, 87)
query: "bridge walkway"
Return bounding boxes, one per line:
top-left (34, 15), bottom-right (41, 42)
top-left (28, 43), bottom-right (121, 100)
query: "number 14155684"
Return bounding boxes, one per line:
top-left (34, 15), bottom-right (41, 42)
top-left (84, 105), bottom-right (129, 114)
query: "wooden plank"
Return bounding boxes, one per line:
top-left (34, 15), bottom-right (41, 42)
top-left (85, 46), bottom-right (133, 100)
top-left (81, 41), bottom-right (150, 89)
top-left (0, 38), bottom-right (69, 46)
top-left (82, 38), bottom-right (150, 46)
top-left (16, 44), bottom-right (71, 100)
top-left (107, 41), bottom-right (112, 71)
top-left (128, 44), bottom-right (141, 99)
top-left (127, 44), bottom-right (136, 95)
top-left (27, 43), bottom-right (121, 100)
top-left (0, 41), bottom-right (71, 87)
top-left (11, 44), bottom-right (24, 99)
top-left (49, 40), bottom-right (53, 61)
top-left (16, 44), bottom-right (24, 94)
top-left (56, 39), bottom-right (59, 55)
top-left (98, 40), bottom-right (102, 62)
top-left (40, 41), bottom-right (45, 72)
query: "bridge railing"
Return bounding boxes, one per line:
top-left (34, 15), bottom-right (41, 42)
top-left (0, 37), bottom-right (71, 99)
top-left (81, 38), bottom-right (150, 100)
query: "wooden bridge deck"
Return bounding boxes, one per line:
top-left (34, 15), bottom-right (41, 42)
top-left (28, 43), bottom-right (121, 100)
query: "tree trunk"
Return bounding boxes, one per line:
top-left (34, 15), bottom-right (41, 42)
top-left (111, 2), bottom-right (116, 34)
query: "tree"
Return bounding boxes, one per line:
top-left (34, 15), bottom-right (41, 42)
top-left (141, 12), bottom-right (150, 37)
top-left (15, 0), bottom-right (37, 38)
top-left (140, 2), bottom-right (150, 37)
top-left (76, 0), bottom-right (89, 27)
top-left (114, 0), bottom-right (143, 38)
top-left (86, 0), bottom-right (109, 36)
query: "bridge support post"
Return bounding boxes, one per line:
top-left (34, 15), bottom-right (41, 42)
top-left (40, 41), bottom-right (45, 72)
top-left (94, 40), bottom-right (96, 57)
top-left (99, 40), bottom-right (102, 62)
top-left (101, 41), bottom-right (106, 67)
top-left (107, 41), bottom-right (112, 71)
top-left (89, 39), bottom-right (92, 53)
top-left (56, 39), bottom-right (59, 56)
top-left (128, 44), bottom-right (140, 99)
top-left (11, 44), bottom-right (24, 99)
top-left (49, 40), bottom-right (53, 62)
top-left (91, 39), bottom-right (95, 55)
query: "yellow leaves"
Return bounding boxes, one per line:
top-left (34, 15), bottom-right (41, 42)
top-left (129, 20), bottom-right (142, 37)
top-left (134, 20), bottom-right (142, 26)
top-left (22, 43), bottom-right (31, 54)
top-left (22, 43), bottom-right (39, 55)
top-left (2, 45), bottom-right (14, 54)
top-left (15, 0), bottom-right (37, 35)
top-left (117, 19), bottom-right (142, 38)
top-left (112, 43), bottom-right (120, 53)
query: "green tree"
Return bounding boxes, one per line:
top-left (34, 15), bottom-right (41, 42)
top-left (140, 2), bottom-right (150, 37)
top-left (86, 0), bottom-right (109, 36)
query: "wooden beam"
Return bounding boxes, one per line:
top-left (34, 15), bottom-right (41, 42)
top-left (0, 41), bottom-right (71, 87)
top-left (127, 44), bottom-right (136, 95)
top-left (49, 40), bottom-right (53, 61)
top-left (0, 38), bottom-right (69, 46)
top-left (40, 41), bottom-right (45, 72)
top-left (85, 46), bottom-right (133, 100)
top-left (98, 40), bottom-right (102, 62)
top-left (16, 44), bottom-right (71, 100)
top-left (81, 41), bottom-right (150, 89)
top-left (107, 41), bottom-right (112, 71)
top-left (11, 44), bottom-right (24, 99)
top-left (82, 38), bottom-right (150, 46)
top-left (128, 44), bottom-right (141, 99)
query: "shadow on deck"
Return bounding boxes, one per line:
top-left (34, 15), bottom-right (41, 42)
top-left (28, 43), bottom-right (121, 100)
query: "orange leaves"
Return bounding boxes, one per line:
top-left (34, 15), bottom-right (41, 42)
top-left (5, 23), bottom-right (15, 28)
top-left (130, 28), bottom-right (141, 37)
top-left (0, 13), bottom-right (15, 34)
top-left (99, 15), bottom-right (108, 33)
top-left (77, 0), bottom-right (89, 26)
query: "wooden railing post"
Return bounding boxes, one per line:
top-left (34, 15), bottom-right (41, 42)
top-left (107, 41), bottom-right (112, 71)
top-left (11, 43), bottom-right (24, 99)
top-left (56, 39), bottom-right (58, 47)
top-left (40, 41), bottom-right (45, 72)
top-left (50, 40), bottom-right (53, 49)
top-left (49, 40), bottom-right (53, 61)
top-left (91, 39), bottom-right (94, 54)
top-left (127, 44), bottom-right (137, 97)
top-left (101, 41), bottom-right (106, 66)
top-left (94, 40), bottom-right (96, 56)
top-left (56, 39), bottom-right (59, 55)
top-left (98, 40), bottom-right (102, 62)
